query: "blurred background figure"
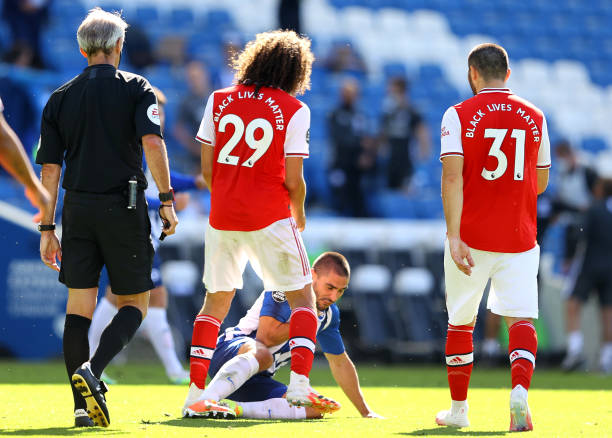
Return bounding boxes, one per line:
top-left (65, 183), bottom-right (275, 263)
top-left (323, 42), bottom-right (367, 76)
top-left (1, 0), bottom-right (50, 69)
top-left (278, 0), bottom-right (301, 34)
top-left (562, 177), bottom-right (612, 374)
top-left (328, 78), bottom-right (373, 217)
top-left (538, 141), bottom-right (596, 269)
top-left (379, 77), bottom-right (429, 191)
top-left (173, 60), bottom-right (212, 173)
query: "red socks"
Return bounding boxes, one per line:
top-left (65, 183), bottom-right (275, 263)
top-left (508, 321), bottom-right (537, 390)
top-left (445, 324), bottom-right (474, 401)
top-left (288, 306), bottom-right (317, 377)
top-left (190, 314), bottom-right (221, 389)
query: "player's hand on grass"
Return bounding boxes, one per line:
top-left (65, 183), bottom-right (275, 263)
top-left (292, 208), bottom-right (306, 232)
top-left (159, 203), bottom-right (179, 236)
top-left (363, 411), bottom-right (384, 419)
top-left (40, 231), bottom-right (61, 272)
top-left (448, 236), bottom-right (474, 276)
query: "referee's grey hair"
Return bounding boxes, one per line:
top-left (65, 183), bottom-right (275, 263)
top-left (77, 7), bottom-right (128, 56)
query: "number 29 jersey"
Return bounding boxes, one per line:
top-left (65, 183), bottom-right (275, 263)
top-left (196, 85), bottom-right (310, 231)
top-left (440, 88), bottom-right (551, 253)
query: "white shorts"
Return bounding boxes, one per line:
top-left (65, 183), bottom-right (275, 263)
top-left (203, 218), bottom-right (312, 293)
top-left (444, 240), bottom-right (539, 325)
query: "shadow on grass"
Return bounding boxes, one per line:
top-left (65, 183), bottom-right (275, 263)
top-left (399, 427), bottom-right (508, 436)
top-left (159, 417), bottom-right (329, 428)
top-left (0, 427), bottom-right (127, 436)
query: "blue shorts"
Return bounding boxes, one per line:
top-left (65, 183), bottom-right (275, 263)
top-left (151, 252), bottom-right (162, 288)
top-left (209, 334), bottom-right (287, 402)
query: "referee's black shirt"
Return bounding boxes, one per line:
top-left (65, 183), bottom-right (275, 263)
top-left (36, 63), bottom-right (162, 193)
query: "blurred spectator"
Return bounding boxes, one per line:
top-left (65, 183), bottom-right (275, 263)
top-left (2, 0), bottom-right (50, 70)
top-left (328, 78), bottom-right (374, 217)
top-left (173, 60), bottom-right (211, 172)
top-left (0, 77), bottom-right (37, 148)
top-left (156, 35), bottom-right (186, 67)
top-left (561, 177), bottom-right (612, 374)
top-left (324, 43), bottom-right (367, 75)
top-left (124, 24), bottom-right (155, 71)
top-left (278, 0), bottom-right (301, 33)
top-left (379, 77), bottom-right (429, 190)
top-left (538, 141), bottom-right (596, 267)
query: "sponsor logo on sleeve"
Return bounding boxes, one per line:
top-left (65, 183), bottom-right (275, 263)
top-left (306, 129), bottom-right (310, 144)
top-left (147, 104), bottom-right (161, 126)
top-left (441, 126), bottom-right (450, 137)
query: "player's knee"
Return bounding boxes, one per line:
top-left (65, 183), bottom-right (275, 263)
top-left (255, 347), bottom-right (274, 371)
top-left (201, 290), bottom-right (235, 320)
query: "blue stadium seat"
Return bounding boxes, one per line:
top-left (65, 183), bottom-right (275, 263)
top-left (169, 8), bottom-right (195, 28)
top-left (581, 137), bottom-right (608, 154)
top-left (371, 191), bottom-right (417, 219)
top-left (134, 6), bottom-right (160, 27)
top-left (205, 9), bottom-right (234, 32)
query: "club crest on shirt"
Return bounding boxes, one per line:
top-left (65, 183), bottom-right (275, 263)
top-left (271, 290), bottom-right (287, 303)
top-left (441, 126), bottom-right (450, 137)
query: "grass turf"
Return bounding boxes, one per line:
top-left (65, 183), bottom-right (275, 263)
top-left (0, 361), bottom-right (610, 437)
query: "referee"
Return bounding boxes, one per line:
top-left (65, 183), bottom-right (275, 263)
top-left (36, 8), bottom-right (178, 428)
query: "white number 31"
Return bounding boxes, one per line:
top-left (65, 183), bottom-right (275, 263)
top-left (217, 114), bottom-right (273, 167)
top-left (481, 128), bottom-right (525, 181)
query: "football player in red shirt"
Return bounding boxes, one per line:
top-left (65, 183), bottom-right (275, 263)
top-left (182, 30), bottom-right (333, 417)
top-left (437, 43), bottom-right (550, 432)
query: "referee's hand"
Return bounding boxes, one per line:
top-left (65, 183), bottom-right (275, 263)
top-left (40, 231), bottom-right (61, 272)
top-left (159, 203), bottom-right (178, 236)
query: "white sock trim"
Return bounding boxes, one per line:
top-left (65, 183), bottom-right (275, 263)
top-left (289, 337), bottom-right (315, 354)
top-left (509, 349), bottom-right (536, 366)
top-left (446, 353), bottom-right (474, 366)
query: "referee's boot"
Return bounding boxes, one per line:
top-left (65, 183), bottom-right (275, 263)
top-left (72, 362), bottom-right (110, 427)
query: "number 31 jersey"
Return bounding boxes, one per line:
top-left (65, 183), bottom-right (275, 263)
top-left (440, 88), bottom-right (551, 253)
top-left (196, 85), bottom-right (310, 231)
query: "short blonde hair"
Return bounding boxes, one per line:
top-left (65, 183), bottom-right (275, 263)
top-left (77, 7), bottom-right (128, 56)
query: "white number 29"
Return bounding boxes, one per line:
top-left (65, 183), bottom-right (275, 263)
top-left (481, 128), bottom-right (525, 181)
top-left (217, 114), bottom-right (273, 167)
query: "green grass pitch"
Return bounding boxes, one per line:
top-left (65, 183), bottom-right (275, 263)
top-left (0, 361), bottom-right (610, 437)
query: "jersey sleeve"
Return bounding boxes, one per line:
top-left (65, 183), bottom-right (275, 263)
top-left (36, 98), bottom-right (65, 165)
top-left (317, 305), bottom-right (345, 355)
top-left (134, 78), bottom-right (163, 140)
top-left (284, 104), bottom-right (310, 158)
top-left (439, 106), bottom-right (463, 161)
top-left (195, 93), bottom-right (215, 147)
top-left (537, 116), bottom-right (551, 169)
top-left (259, 292), bottom-right (291, 323)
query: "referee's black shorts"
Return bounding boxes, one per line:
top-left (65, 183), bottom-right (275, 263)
top-left (59, 190), bottom-right (155, 295)
top-left (571, 265), bottom-right (612, 307)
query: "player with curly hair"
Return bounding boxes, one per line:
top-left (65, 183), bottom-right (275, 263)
top-left (182, 30), bottom-right (331, 417)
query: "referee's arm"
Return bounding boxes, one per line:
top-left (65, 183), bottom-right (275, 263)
top-left (142, 134), bottom-right (178, 235)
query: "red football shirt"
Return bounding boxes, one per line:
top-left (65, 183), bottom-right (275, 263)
top-left (440, 88), bottom-right (551, 253)
top-left (196, 85), bottom-right (310, 231)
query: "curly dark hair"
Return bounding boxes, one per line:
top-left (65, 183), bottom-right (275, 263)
top-left (233, 30), bottom-right (314, 96)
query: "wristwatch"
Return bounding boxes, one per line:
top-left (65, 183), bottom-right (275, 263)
top-left (158, 188), bottom-right (175, 203)
top-left (38, 223), bottom-right (56, 232)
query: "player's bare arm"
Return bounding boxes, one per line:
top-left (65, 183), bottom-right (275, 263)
top-left (0, 113), bottom-right (50, 212)
top-left (39, 163), bottom-right (62, 272)
top-left (201, 143), bottom-right (214, 192)
top-left (284, 156), bottom-right (306, 231)
top-left (324, 352), bottom-right (381, 418)
top-left (142, 133), bottom-right (178, 235)
top-left (441, 155), bottom-right (474, 276)
top-left (537, 168), bottom-right (549, 194)
top-left (256, 316), bottom-right (290, 347)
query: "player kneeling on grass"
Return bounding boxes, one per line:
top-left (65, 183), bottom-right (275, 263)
top-left (183, 252), bottom-right (381, 420)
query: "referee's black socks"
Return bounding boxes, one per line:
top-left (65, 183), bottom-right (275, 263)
top-left (90, 305), bottom-right (143, 378)
top-left (64, 314), bottom-right (91, 411)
